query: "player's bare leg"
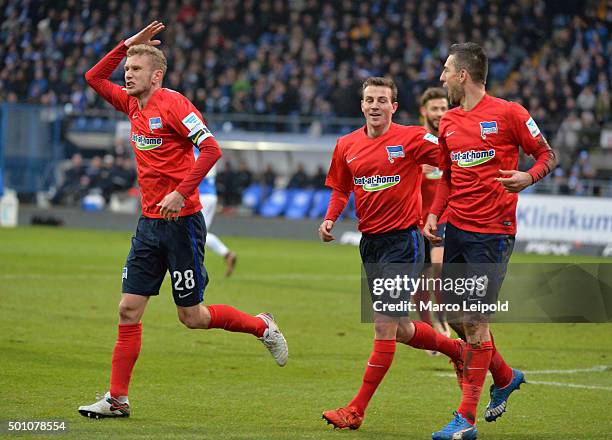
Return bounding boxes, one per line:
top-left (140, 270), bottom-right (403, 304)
top-left (78, 294), bottom-right (149, 418)
top-left (429, 247), bottom-right (451, 338)
top-left (396, 318), bottom-right (464, 368)
top-left (224, 250), bottom-right (238, 277)
top-left (177, 304), bottom-right (287, 366)
top-left (323, 313), bottom-right (398, 429)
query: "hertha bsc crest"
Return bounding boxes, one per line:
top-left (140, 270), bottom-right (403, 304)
top-left (385, 145), bottom-right (404, 163)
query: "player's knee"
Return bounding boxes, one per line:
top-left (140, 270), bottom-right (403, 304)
top-left (374, 320), bottom-right (398, 339)
top-left (178, 307), bottom-right (209, 329)
top-left (118, 302), bottom-right (140, 323)
top-left (178, 313), bottom-right (199, 329)
top-left (395, 321), bottom-right (415, 344)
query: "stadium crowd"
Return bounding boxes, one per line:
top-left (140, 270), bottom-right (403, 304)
top-left (50, 151), bottom-right (136, 206)
top-left (1, 0), bottom-right (610, 202)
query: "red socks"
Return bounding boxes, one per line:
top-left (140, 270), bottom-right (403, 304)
top-left (407, 320), bottom-right (461, 360)
top-left (489, 333), bottom-right (513, 388)
top-left (457, 341), bottom-right (494, 424)
top-left (110, 323), bottom-right (142, 398)
top-left (349, 339), bottom-right (396, 416)
top-left (206, 304), bottom-right (267, 338)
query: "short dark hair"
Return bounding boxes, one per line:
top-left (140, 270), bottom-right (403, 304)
top-left (361, 77), bottom-right (398, 102)
top-left (420, 87), bottom-right (448, 107)
top-left (448, 42), bottom-right (488, 84)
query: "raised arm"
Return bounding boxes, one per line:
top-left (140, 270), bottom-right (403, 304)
top-left (84, 21), bottom-right (165, 113)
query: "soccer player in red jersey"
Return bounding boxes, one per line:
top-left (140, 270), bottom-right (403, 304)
top-left (77, 22), bottom-right (288, 419)
top-left (414, 87), bottom-right (452, 349)
top-left (424, 43), bottom-right (557, 440)
top-left (319, 77), bottom-right (466, 431)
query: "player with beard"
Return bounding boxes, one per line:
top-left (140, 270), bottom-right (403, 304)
top-left (425, 42), bottom-right (557, 439)
top-left (413, 87), bottom-right (452, 351)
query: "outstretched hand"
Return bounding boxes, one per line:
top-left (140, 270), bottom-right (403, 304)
top-left (125, 21), bottom-right (165, 47)
top-left (494, 169), bottom-right (533, 193)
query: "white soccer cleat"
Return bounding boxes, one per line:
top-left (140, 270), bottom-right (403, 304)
top-left (78, 392), bottom-right (130, 419)
top-left (256, 313), bottom-right (288, 367)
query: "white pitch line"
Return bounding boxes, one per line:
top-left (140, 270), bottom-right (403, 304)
top-left (527, 380), bottom-right (612, 391)
top-left (435, 365), bottom-right (611, 378)
top-left (435, 365), bottom-right (612, 391)
top-left (519, 365), bottom-right (611, 375)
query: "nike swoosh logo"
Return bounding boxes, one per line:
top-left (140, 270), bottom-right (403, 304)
top-left (178, 292), bottom-right (193, 299)
top-left (367, 362), bottom-right (385, 368)
top-left (347, 156), bottom-right (358, 163)
top-left (446, 131), bottom-right (456, 137)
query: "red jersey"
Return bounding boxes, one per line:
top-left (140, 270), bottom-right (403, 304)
top-left (420, 167), bottom-right (447, 225)
top-left (325, 123), bottom-right (439, 234)
top-left (85, 42), bottom-right (221, 218)
top-left (431, 94), bottom-right (555, 234)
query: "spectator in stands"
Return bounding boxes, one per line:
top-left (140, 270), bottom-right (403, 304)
top-left (108, 156), bottom-right (137, 198)
top-left (216, 160), bottom-right (235, 207)
top-left (311, 165), bottom-right (327, 189)
top-left (85, 156), bottom-right (103, 188)
top-left (260, 164), bottom-right (277, 189)
top-left (287, 163), bottom-right (309, 189)
top-left (234, 161), bottom-right (253, 204)
top-left (554, 111), bottom-right (582, 152)
top-left (92, 154), bottom-right (116, 202)
top-left (50, 152), bottom-right (86, 205)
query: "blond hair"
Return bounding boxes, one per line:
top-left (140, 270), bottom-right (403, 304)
top-left (127, 44), bottom-right (167, 75)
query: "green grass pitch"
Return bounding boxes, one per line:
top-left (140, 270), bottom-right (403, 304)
top-left (1, 226), bottom-right (611, 439)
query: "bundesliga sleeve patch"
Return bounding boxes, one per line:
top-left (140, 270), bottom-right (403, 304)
top-left (525, 117), bottom-right (541, 138)
top-left (423, 132), bottom-right (439, 145)
top-left (182, 112), bottom-right (213, 146)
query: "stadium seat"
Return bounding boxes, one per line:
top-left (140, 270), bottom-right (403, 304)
top-left (81, 192), bottom-right (105, 212)
top-left (309, 189), bottom-right (332, 219)
top-left (285, 189), bottom-right (315, 219)
top-left (260, 188), bottom-right (293, 217)
top-left (242, 184), bottom-right (264, 213)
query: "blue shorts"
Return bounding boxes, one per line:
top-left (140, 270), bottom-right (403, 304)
top-left (441, 222), bottom-right (515, 312)
top-left (424, 222), bottom-right (446, 264)
top-left (360, 226), bottom-right (424, 317)
top-left (122, 212), bottom-right (209, 307)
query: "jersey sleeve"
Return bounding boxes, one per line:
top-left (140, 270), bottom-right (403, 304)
top-left (325, 142), bottom-right (353, 193)
top-left (409, 128), bottom-right (439, 166)
top-left (507, 102), bottom-right (557, 183)
top-left (429, 132), bottom-right (451, 218)
top-left (167, 93), bottom-right (222, 198)
top-left (165, 93), bottom-right (215, 148)
top-left (84, 41), bottom-right (130, 114)
top-left (324, 189), bottom-right (350, 222)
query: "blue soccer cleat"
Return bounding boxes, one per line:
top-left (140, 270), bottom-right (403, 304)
top-left (432, 412), bottom-right (477, 440)
top-left (484, 368), bottom-right (526, 422)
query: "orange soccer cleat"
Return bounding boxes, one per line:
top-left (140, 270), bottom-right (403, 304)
top-left (322, 406), bottom-right (363, 430)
